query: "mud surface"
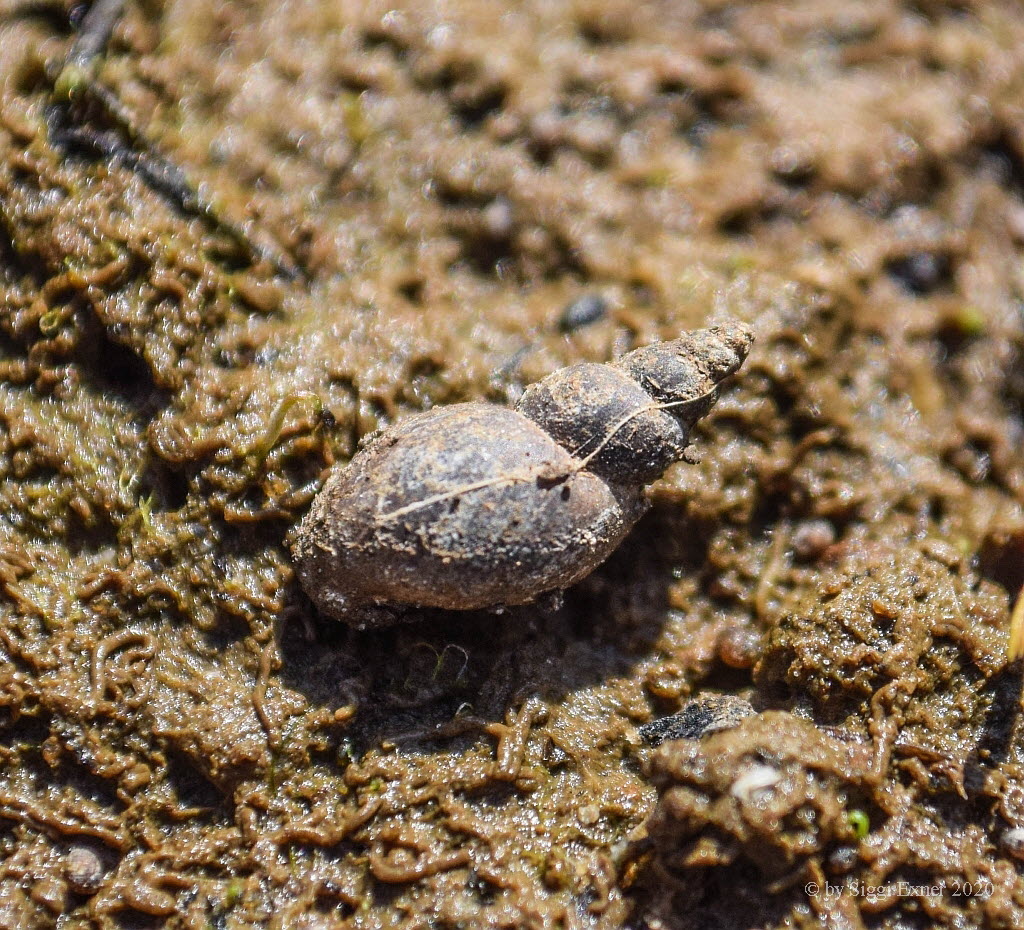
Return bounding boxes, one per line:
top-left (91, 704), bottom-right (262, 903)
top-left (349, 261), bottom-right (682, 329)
top-left (1, 1), bottom-right (1024, 928)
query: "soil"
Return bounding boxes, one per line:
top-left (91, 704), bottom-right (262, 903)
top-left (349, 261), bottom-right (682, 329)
top-left (1, 1), bottom-right (1024, 928)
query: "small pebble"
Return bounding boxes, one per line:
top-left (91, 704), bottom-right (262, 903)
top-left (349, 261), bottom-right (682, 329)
top-left (791, 518), bottom-right (836, 561)
top-left (1002, 826), bottom-right (1024, 861)
top-left (885, 251), bottom-right (949, 295)
top-left (730, 763), bottom-right (781, 803)
top-left (639, 694), bottom-right (755, 746)
top-left (65, 844), bottom-right (105, 894)
top-left (482, 197), bottom-right (514, 239)
top-left (558, 294), bottom-right (608, 332)
top-left (769, 143), bottom-right (814, 181)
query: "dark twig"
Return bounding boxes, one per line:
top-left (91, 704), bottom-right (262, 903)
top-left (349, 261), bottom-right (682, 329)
top-left (63, 0), bottom-right (125, 75)
top-left (46, 0), bottom-right (300, 280)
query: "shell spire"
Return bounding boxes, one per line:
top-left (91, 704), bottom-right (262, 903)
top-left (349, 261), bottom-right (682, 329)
top-left (618, 321), bottom-right (754, 420)
top-left (517, 321), bottom-right (754, 486)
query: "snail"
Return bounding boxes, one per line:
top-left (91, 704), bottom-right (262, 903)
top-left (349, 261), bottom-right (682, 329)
top-left (292, 321), bottom-right (753, 628)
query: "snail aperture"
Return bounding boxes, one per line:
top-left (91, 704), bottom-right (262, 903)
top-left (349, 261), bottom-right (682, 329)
top-left (292, 321), bottom-right (753, 627)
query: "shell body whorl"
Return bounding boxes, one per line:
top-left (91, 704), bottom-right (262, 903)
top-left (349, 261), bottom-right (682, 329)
top-left (292, 404), bottom-right (644, 622)
top-left (292, 321), bottom-right (752, 627)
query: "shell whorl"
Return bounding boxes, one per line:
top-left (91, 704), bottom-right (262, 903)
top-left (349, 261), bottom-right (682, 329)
top-left (516, 322), bottom-right (753, 485)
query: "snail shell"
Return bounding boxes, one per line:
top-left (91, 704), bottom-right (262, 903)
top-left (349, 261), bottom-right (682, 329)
top-left (292, 321), bottom-right (752, 627)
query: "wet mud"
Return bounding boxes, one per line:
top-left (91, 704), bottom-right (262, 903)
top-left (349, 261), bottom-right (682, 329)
top-left (2, 1), bottom-right (1024, 928)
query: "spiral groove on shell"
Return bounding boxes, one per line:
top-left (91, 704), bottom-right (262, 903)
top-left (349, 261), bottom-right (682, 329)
top-left (292, 321), bottom-right (753, 627)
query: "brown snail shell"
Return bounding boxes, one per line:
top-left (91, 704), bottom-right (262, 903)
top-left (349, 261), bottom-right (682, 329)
top-left (292, 321), bottom-right (753, 627)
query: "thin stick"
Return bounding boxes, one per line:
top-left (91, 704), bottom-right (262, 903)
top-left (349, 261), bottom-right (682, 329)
top-left (380, 472), bottom-right (543, 522)
top-left (573, 388), bottom-right (719, 468)
top-left (49, 0), bottom-right (300, 279)
top-left (64, 0), bottom-right (126, 75)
